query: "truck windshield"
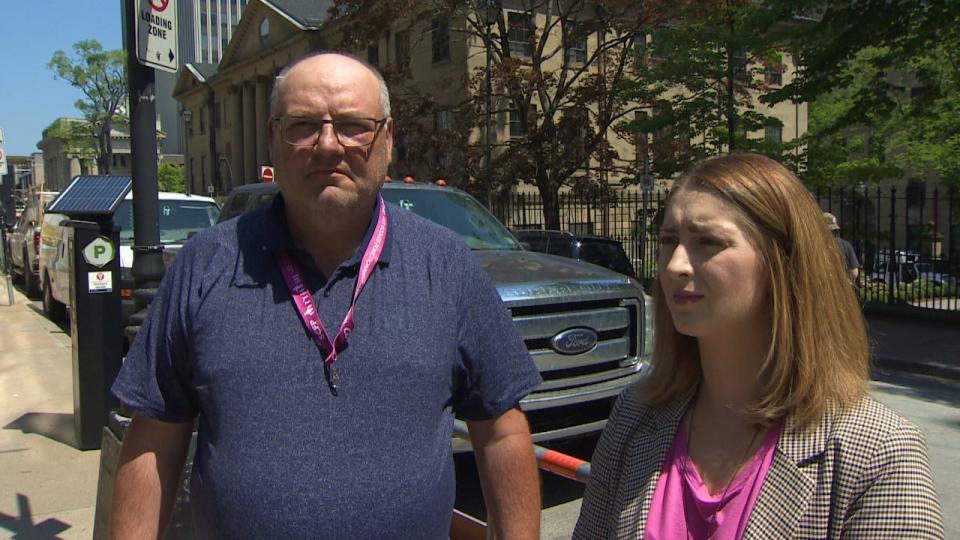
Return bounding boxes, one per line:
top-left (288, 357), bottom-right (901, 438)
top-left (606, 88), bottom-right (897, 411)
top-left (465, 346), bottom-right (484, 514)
top-left (115, 200), bottom-right (221, 245)
top-left (382, 188), bottom-right (522, 251)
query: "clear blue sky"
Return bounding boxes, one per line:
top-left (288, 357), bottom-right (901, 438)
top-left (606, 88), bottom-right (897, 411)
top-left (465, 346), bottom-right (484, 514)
top-left (0, 1), bottom-right (124, 156)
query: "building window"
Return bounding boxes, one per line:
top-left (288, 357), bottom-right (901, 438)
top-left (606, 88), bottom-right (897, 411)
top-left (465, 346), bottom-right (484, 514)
top-left (765, 66), bottom-right (782, 86)
top-left (764, 123), bottom-right (782, 143)
top-left (731, 49), bottom-right (748, 75)
top-left (434, 109), bottom-right (453, 131)
top-left (634, 110), bottom-right (650, 165)
top-left (259, 17), bottom-right (270, 47)
top-left (395, 29), bottom-right (411, 71)
top-left (367, 43), bottom-right (380, 67)
top-left (432, 19), bottom-right (450, 64)
top-left (201, 155), bottom-right (208, 188)
top-left (631, 32), bottom-right (647, 54)
top-left (565, 25), bottom-right (587, 65)
top-left (508, 12), bottom-right (534, 57)
top-left (214, 101), bottom-right (222, 128)
top-left (509, 103), bottom-right (529, 138)
top-left (199, 105), bottom-right (206, 134)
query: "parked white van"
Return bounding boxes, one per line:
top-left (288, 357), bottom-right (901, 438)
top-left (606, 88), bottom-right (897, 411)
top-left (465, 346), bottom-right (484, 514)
top-left (39, 192), bottom-right (220, 327)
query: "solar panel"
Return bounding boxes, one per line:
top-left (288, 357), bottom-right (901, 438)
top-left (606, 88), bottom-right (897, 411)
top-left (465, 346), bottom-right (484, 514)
top-left (47, 175), bottom-right (132, 216)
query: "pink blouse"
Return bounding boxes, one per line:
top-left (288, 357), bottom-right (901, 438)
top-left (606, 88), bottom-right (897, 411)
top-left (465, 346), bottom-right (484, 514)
top-left (643, 415), bottom-right (782, 540)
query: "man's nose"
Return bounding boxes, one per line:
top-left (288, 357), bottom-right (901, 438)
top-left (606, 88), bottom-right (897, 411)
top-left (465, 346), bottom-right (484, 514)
top-left (312, 122), bottom-right (343, 154)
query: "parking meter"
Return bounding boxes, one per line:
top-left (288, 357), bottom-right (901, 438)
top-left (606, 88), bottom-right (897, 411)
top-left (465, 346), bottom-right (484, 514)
top-left (66, 220), bottom-right (123, 450)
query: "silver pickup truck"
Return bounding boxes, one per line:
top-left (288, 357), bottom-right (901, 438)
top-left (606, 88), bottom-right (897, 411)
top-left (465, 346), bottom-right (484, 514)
top-left (219, 181), bottom-right (654, 446)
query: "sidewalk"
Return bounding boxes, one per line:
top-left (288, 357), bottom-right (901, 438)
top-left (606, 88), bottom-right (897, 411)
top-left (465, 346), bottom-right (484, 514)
top-left (0, 286), bottom-right (100, 539)
top-left (865, 313), bottom-right (960, 381)
top-left (0, 282), bottom-right (956, 538)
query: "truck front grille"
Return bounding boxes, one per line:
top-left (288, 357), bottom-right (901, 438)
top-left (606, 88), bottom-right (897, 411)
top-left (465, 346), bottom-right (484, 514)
top-left (511, 298), bottom-right (643, 392)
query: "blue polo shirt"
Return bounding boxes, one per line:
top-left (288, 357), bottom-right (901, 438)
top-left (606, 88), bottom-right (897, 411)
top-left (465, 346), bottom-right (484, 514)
top-left (112, 194), bottom-right (542, 539)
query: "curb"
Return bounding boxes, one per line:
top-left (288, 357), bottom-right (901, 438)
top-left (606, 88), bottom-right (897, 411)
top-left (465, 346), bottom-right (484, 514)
top-left (873, 356), bottom-right (960, 382)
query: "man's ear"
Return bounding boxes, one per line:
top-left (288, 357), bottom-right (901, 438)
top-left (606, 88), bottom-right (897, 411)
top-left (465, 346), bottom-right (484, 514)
top-left (384, 117), bottom-right (394, 161)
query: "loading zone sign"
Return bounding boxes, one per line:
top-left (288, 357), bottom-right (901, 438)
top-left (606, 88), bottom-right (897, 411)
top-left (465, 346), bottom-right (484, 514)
top-left (136, 0), bottom-right (179, 73)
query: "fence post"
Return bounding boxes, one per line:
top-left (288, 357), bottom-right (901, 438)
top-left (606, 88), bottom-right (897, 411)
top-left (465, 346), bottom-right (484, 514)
top-left (888, 187), bottom-right (897, 305)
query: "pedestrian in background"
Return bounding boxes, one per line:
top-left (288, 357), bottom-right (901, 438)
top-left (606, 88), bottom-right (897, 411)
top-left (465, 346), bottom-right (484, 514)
top-left (825, 211), bottom-right (860, 283)
top-left (109, 52), bottom-right (542, 539)
top-left (574, 153), bottom-right (943, 539)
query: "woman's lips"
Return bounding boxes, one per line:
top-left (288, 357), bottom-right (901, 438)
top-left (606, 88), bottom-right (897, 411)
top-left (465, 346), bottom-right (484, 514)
top-left (672, 292), bottom-right (703, 306)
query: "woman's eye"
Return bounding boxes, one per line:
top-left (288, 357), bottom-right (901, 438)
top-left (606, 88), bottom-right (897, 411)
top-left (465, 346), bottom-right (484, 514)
top-left (658, 236), bottom-right (677, 245)
top-left (700, 236), bottom-right (724, 246)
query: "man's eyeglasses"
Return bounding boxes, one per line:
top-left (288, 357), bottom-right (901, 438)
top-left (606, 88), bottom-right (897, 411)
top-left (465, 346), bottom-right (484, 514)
top-left (273, 116), bottom-right (387, 148)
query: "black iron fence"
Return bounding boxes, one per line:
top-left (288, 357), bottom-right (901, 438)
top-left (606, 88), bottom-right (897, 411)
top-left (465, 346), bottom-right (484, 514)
top-left (489, 184), bottom-right (960, 311)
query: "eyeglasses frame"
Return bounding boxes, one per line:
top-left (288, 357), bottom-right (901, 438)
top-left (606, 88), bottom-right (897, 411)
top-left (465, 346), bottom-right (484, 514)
top-left (271, 115), bottom-right (389, 148)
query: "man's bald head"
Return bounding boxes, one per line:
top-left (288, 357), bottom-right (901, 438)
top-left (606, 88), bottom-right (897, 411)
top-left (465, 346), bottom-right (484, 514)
top-left (269, 52), bottom-right (391, 119)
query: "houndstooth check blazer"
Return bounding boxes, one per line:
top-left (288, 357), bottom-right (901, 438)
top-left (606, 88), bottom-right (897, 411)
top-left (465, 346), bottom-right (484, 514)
top-left (573, 388), bottom-right (944, 539)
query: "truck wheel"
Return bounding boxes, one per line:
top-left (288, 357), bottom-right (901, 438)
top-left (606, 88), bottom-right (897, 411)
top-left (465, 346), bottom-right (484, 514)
top-left (43, 276), bottom-right (67, 323)
top-left (24, 251), bottom-right (40, 298)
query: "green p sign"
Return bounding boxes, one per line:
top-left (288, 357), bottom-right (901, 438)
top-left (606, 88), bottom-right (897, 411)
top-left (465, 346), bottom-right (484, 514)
top-left (82, 236), bottom-right (116, 268)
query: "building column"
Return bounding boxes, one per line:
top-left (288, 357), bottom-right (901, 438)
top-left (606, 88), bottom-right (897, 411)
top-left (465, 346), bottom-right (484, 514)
top-left (242, 81), bottom-right (256, 183)
top-left (231, 85), bottom-right (244, 189)
top-left (255, 76), bottom-right (269, 173)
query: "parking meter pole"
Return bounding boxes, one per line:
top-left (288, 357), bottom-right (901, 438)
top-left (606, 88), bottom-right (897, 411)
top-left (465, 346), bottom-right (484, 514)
top-left (125, 0), bottom-right (164, 319)
top-left (1, 227), bottom-right (12, 306)
top-left (67, 220), bottom-right (123, 450)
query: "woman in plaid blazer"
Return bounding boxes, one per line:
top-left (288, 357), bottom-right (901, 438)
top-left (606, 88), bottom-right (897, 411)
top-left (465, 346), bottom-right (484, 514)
top-left (574, 154), bottom-right (943, 539)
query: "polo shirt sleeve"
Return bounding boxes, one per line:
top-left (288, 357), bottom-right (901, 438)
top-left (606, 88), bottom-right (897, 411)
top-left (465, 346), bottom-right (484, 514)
top-left (111, 240), bottom-right (202, 423)
top-left (452, 246), bottom-right (542, 420)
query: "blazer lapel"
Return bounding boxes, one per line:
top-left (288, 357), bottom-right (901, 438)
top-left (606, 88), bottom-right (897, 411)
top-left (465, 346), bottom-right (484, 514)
top-left (744, 411), bottom-right (831, 539)
top-left (614, 392), bottom-right (692, 537)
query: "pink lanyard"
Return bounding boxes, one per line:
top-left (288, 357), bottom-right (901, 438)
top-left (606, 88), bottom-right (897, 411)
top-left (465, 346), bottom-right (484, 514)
top-left (275, 196), bottom-right (388, 393)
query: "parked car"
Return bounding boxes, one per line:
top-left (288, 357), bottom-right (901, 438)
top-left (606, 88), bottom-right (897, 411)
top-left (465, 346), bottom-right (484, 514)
top-left (870, 249), bottom-right (958, 291)
top-left (7, 191), bottom-right (58, 298)
top-left (216, 181), bottom-right (654, 448)
top-left (39, 192), bottom-right (221, 327)
top-left (513, 228), bottom-right (636, 278)
top-left (216, 182), bottom-right (280, 223)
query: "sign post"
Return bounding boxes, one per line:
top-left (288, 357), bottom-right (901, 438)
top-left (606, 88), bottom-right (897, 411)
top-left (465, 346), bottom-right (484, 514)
top-left (0, 127), bottom-right (7, 176)
top-left (135, 0), bottom-right (179, 73)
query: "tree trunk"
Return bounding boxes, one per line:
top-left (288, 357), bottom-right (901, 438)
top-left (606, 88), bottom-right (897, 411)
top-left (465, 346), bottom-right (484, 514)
top-left (537, 168), bottom-right (561, 230)
top-left (99, 121), bottom-right (112, 175)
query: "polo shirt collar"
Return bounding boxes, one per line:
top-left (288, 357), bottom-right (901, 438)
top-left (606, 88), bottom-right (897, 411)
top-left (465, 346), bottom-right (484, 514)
top-left (260, 192), bottom-right (393, 267)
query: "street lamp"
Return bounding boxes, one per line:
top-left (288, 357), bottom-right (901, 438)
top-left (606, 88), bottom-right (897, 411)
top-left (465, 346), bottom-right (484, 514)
top-left (182, 108), bottom-right (193, 193)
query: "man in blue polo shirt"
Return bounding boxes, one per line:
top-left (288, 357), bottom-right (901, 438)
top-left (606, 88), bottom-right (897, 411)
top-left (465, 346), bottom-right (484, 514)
top-left (110, 52), bottom-right (543, 539)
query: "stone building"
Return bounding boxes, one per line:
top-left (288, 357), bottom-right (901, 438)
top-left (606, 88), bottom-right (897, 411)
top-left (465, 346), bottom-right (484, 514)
top-left (174, 0), bottom-right (808, 199)
top-left (36, 118), bottom-right (166, 192)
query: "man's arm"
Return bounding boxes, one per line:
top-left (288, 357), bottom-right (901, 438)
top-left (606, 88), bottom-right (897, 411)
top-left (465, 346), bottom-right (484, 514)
top-left (467, 407), bottom-right (540, 540)
top-left (849, 266), bottom-right (860, 282)
top-left (111, 414), bottom-right (194, 539)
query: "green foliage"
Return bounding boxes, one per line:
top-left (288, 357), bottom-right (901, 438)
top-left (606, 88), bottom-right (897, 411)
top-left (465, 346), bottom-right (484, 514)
top-left (619, 1), bottom-right (792, 176)
top-left (158, 164), bottom-right (185, 193)
top-left (42, 118), bottom-right (98, 160)
top-left (858, 280), bottom-right (958, 305)
top-left (769, 1), bottom-right (960, 189)
top-left (48, 40), bottom-right (127, 174)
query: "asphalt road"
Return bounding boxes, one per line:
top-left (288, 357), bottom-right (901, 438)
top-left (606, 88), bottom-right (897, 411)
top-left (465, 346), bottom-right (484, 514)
top-left (455, 370), bottom-right (960, 539)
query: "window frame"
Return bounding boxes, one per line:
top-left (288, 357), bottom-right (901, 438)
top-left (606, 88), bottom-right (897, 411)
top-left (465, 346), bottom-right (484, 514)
top-left (507, 12), bottom-right (534, 58)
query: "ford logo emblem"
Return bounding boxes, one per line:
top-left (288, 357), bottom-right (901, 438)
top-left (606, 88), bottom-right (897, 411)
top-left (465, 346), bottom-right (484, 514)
top-left (550, 328), bottom-right (598, 355)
